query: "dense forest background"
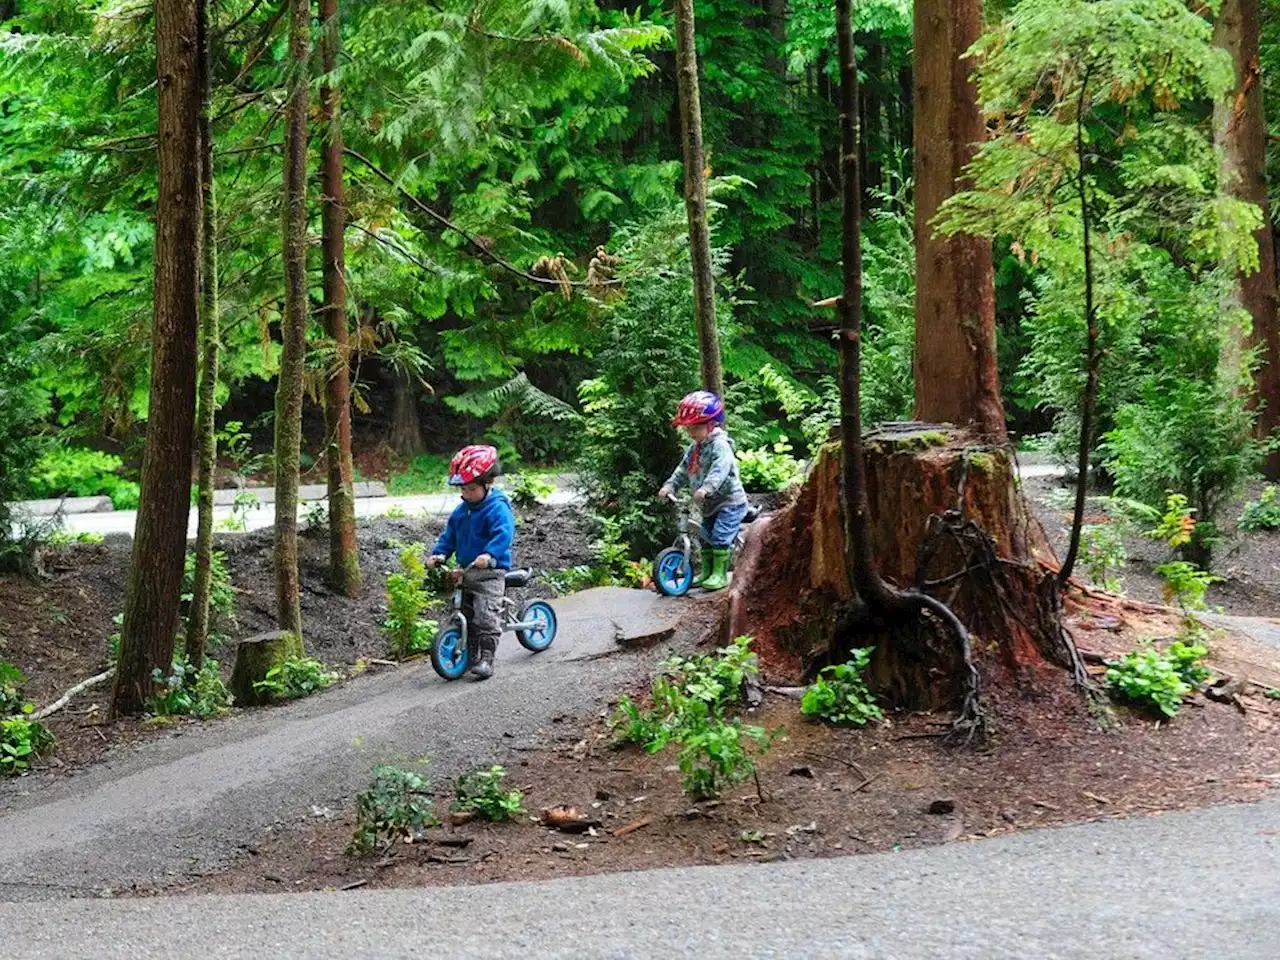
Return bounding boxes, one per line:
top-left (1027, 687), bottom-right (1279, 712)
top-left (3, 0), bottom-right (1280, 563)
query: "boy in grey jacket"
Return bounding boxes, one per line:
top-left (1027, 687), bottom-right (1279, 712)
top-left (659, 391), bottom-right (748, 592)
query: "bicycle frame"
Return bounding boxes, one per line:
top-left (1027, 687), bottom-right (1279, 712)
top-left (666, 497), bottom-right (746, 570)
top-left (446, 582), bottom-right (547, 648)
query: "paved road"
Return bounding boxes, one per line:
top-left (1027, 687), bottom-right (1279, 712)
top-left (25, 461), bottom-right (1064, 540)
top-left (4, 790), bottom-right (1277, 959)
top-left (24, 489), bottom-right (579, 539)
top-left (0, 587), bottom-right (682, 902)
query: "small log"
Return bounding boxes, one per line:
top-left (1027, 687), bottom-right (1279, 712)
top-left (231, 630), bottom-right (303, 706)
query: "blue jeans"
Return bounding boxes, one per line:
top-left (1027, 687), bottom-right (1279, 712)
top-left (702, 501), bottom-right (749, 548)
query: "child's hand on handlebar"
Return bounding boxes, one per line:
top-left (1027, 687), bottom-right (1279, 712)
top-left (693, 488), bottom-right (708, 503)
top-left (658, 485), bottom-right (674, 500)
top-left (472, 553), bottom-right (494, 570)
top-left (426, 554), bottom-right (446, 568)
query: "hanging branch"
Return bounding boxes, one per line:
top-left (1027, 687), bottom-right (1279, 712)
top-left (342, 148), bottom-right (622, 292)
top-left (833, 0), bottom-right (982, 739)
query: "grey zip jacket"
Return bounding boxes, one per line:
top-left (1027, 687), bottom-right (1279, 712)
top-left (665, 427), bottom-right (749, 515)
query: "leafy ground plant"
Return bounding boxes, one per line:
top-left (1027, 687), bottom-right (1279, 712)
top-left (1, 715), bottom-right (55, 776)
top-left (1104, 641), bottom-right (1209, 719)
top-left (382, 544), bottom-right (439, 659)
top-left (148, 657), bottom-right (232, 719)
top-left (1, 661), bottom-right (27, 716)
top-left (1080, 522), bottom-right (1126, 594)
top-left (452, 765), bottom-right (524, 822)
top-left (347, 765), bottom-right (440, 855)
top-left (509, 473), bottom-right (556, 509)
top-left (736, 442), bottom-right (804, 493)
top-left (1238, 485), bottom-right (1280, 532)
top-left (800, 648), bottom-right (883, 726)
top-left (253, 656), bottom-right (340, 701)
top-left (610, 636), bottom-right (778, 799)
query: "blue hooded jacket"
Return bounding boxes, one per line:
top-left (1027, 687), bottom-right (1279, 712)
top-left (431, 488), bottom-right (515, 570)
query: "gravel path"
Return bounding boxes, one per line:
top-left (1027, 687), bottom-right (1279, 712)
top-left (4, 788), bottom-right (1277, 958)
top-left (0, 588), bottom-right (682, 901)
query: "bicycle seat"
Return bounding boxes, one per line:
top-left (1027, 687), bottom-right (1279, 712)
top-left (743, 505), bottom-right (761, 524)
top-left (504, 569), bottom-right (533, 588)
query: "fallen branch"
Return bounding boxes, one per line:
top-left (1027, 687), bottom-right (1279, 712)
top-left (31, 669), bottom-right (115, 722)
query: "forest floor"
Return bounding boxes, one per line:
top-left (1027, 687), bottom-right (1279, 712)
top-left (1, 475), bottom-right (1279, 898)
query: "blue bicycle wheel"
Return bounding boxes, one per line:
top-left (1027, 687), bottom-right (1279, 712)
top-left (430, 626), bottom-right (469, 680)
top-left (654, 547), bottom-right (693, 597)
top-left (517, 600), bottom-right (557, 652)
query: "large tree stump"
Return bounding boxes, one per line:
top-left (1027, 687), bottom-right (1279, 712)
top-left (231, 630), bottom-right (303, 706)
top-left (730, 424), bottom-right (1083, 713)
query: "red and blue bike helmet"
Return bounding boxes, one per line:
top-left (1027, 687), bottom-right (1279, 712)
top-left (447, 444), bottom-right (500, 486)
top-left (671, 390), bottom-right (725, 427)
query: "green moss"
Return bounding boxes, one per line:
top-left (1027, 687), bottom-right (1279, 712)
top-left (966, 452), bottom-right (997, 476)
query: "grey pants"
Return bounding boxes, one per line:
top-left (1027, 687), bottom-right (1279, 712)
top-left (461, 568), bottom-right (505, 656)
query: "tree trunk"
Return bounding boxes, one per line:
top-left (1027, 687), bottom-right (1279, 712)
top-left (274, 0), bottom-right (309, 639)
top-left (389, 368), bottom-right (425, 457)
top-left (912, 0), bottom-right (1006, 439)
top-left (112, 0), bottom-right (203, 717)
top-left (186, 0), bottom-right (219, 669)
top-left (1214, 0), bottom-right (1280, 479)
top-left (672, 0), bottom-right (724, 397)
top-left (729, 431), bottom-right (1079, 711)
top-left (319, 0), bottom-right (362, 597)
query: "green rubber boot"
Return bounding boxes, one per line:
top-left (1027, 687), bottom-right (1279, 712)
top-left (692, 549), bottom-right (712, 588)
top-left (700, 548), bottom-right (732, 592)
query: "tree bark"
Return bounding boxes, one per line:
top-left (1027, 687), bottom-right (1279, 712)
top-left (319, 0), bottom-right (362, 597)
top-left (186, 0), bottom-right (219, 669)
top-left (389, 368), bottom-right (425, 457)
top-left (1214, 0), bottom-right (1280, 479)
top-left (672, 0), bottom-right (724, 397)
top-left (274, 0), bottom-right (309, 638)
top-left (912, 0), bottom-right (1006, 439)
top-left (112, 0), bottom-right (203, 717)
top-left (1057, 69), bottom-right (1098, 589)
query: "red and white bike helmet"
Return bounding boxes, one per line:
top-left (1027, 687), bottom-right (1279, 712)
top-left (447, 444), bottom-right (500, 486)
top-left (671, 390), bottom-right (725, 427)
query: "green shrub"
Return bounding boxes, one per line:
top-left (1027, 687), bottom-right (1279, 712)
top-left (347, 765), bottom-right (440, 856)
top-left (800, 649), bottom-right (883, 726)
top-left (148, 657), bottom-right (232, 719)
top-left (1, 715), bottom-right (54, 776)
top-left (509, 473), bottom-right (556, 509)
top-left (1238, 485), bottom-right (1280, 532)
top-left (737, 442), bottom-right (804, 493)
top-left (544, 516), bottom-right (648, 594)
top-left (181, 549), bottom-right (237, 625)
top-left (253, 656), bottom-right (340, 701)
top-left (382, 544), bottom-right (439, 659)
top-left (1081, 523), bottom-right (1127, 594)
top-left (1104, 641), bottom-right (1209, 719)
top-left (0, 323), bottom-right (44, 571)
top-left (609, 637), bottom-right (776, 799)
top-left (1105, 375), bottom-right (1264, 570)
top-left (0, 661), bottom-right (27, 717)
top-left (27, 446), bottom-right (139, 509)
top-left (452, 765), bottom-right (524, 822)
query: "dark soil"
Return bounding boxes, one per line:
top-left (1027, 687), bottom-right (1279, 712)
top-left (1022, 474), bottom-right (1280, 617)
top-left (168, 663), bottom-right (1280, 898)
top-left (0, 502), bottom-right (596, 775)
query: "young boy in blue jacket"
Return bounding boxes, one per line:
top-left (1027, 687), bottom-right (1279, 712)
top-left (426, 445), bottom-right (514, 680)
